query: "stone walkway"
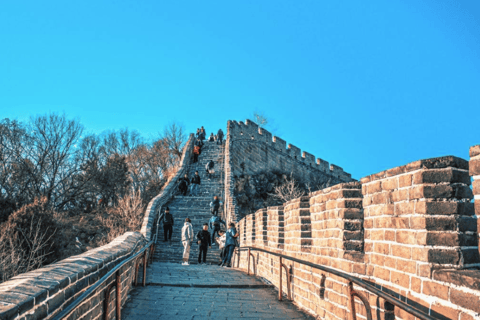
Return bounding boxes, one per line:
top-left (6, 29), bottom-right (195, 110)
top-left (122, 262), bottom-right (315, 320)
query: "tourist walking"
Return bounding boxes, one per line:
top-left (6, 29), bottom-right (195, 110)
top-left (216, 230), bottom-right (226, 265)
top-left (178, 174), bottom-right (190, 196)
top-left (209, 213), bottom-right (226, 243)
top-left (205, 160), bottom-right (215, 179)
top-left (196, 223), bottom-right (212, 264)
top-left (195, 128), bottom-right (201, 140)
top-left (220, 223), bottom-right (239, 268)
top-left (181, 218), bottom-right (194, 265)
top-left (217, 128), bottom-right (224, 145)
top-left (200, 126), bottom-right (206, 140)
top-left (209, 196), bottom-right (221, 216)
top-left (208, 132), bottom-right (215, 142)
top-left (190, 171), bottom-right (201, 196)
top-left (193, 138), bottom-right (203, 163)
top-left (161, 207), bottom-right (174, 242)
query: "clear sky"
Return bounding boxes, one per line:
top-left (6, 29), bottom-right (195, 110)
top-left (1, 1), bottom-right (479, 180)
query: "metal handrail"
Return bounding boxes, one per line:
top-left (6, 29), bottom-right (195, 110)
top-left (237, 246), bottom-right (440, 320)
top-left (52, 240), bottom-right (154, 320)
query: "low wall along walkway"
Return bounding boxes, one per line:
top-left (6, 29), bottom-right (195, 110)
top-left (237, 147), bottom-right (480, 320)
top-left (0, 134), bottom-right (195, 320)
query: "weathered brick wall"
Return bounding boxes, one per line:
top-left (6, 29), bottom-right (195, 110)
top-left (470, 145), bottom-right (480, 257)
top-left (245, 214), bottom-right (255, 247)
top-left (284, 197), bottom-right (312, 257)
top-left (237, 153), bottom-right (480, 320)
top-left (0, 232), bottom-right (145, 320)
top-left (267, 206), bottom-right (285, 251)
top-left (224, 119), bottom-right (353, 223)
top-left (254, 209), bottom-right (268, 247)
top-left (140, 133), bottom-right (195, 240)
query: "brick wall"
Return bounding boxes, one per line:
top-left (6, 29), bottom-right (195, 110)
top-left (267, 206), bottom-right (285, 251)
top-left (254, 209), bottom-right (268, 247)
top-left (224, 119), bottom-right (353, 223)
top-left (470, 145), bottom-right (480, 258)
top-left (0, 232), bottom-right (145, 320)
top-left (237, 153), bottom-right (480, 320)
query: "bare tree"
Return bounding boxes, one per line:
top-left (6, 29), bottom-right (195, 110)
top-left (253, 111), bottom-right (269, 128)
top-left (161, 122), bottom-right (186, 161)
top-left (269, 173), bottom-right (305, 203)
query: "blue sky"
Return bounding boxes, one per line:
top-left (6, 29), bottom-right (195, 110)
top-left (1, 1), bottom-right (479, 180)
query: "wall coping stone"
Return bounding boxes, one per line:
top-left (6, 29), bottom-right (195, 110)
top-left (433, 269), bottom-right (480, 291)
top-left (360, 155), bottom-right (469, 183)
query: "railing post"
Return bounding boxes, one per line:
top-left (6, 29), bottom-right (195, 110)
top-left (279, 256), bottom-right (283, 301)
top-left (247, 248), bottom-right (251, 275)
top-left (143, 250), bottom-right (147, 287)
top-left (116, 270), bottom-right (121, 320)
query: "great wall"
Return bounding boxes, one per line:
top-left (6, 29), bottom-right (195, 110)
top-left (0, 120), bottom-right (479, 320)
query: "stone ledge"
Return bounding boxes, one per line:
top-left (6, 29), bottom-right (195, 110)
top-left (433, 268), bottom-right (480, 291)
top-left (0, 232), bottom-right (144, 320)
top-left (361, 156), bottom-right (469, 184)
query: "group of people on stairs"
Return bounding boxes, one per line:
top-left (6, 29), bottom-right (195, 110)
top-left (193, 126), bottom-right (224, 163)
top-left (159, 202), bottom-right (239, 267)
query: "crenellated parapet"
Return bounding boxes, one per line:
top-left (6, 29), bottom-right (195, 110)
top-left (236, 149), bottom-right (480, 320)
top-left (227, 119), bottom-right (352, 180)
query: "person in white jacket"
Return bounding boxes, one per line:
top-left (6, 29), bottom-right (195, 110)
top-left (181, 218), bottom-right (194, 265)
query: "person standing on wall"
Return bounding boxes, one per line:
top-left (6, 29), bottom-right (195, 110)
top-left (196, 223), bottom-right (212, 264)
top-left (190, 171), bottom-right (201, 196)
top-left (205, 160), bottom-right (215, 179)
top-left (193, 138), bottom-right (203, 163)
top-left (161, 207), bottom-right (174, 242)
top-left (209, 213), bottom-right (226, 243)
top-left (200, 126), bottom-right (206, 140)
top-left (208, 133), bottom-right (215, 142)
top-left (220, 223), bottom-right (239, 268)
top-left (178, 173), bottom-right (190, 196)
top-left (209, 195), bottom-right (221, 216)
top-left (181, 218), bottom-right (194, 265)
top-left (217, 128), bottom-right (224, 145)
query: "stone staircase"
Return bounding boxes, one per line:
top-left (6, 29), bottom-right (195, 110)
top-left (153, 141), bottom-right (226, 265)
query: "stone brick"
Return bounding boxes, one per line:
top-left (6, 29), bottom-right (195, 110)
top-left (470, 145), bottom-right (480, 158)
top-left (394, 202), bottom-right (414, 215)
top-left (391, 245), bottom-right (411, 259)
top-left (413, 168), bottom-right (471, 185)
top-left (428, 248), bottom-right (461, 265)
top-left (415, 201), bottom-right (473, 215)
top-left (450, 288), bottom-right (480, 313)
top-left (398, 174), bottom-right (412, 188)
top-left (469, 158), bottom-right (480, 176)
top-left (390, 270), bottom-right (410, 289)
top-left (382, 178), bottom-right (398, 191)
top-left (422, 280), bottom-right (448, 300)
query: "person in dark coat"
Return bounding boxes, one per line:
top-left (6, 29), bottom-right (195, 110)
top-left (178, 174), bottom-right (190, 196)
top-left (217, 129), bottom-right (224, 145)
top-left (220, 223), bottom-right (239, 268)
top-left (196, 224), bottom-right (212, 264)
top-left (209, 213), bottom-right (226, 242)
top-left (206, 160), bottom-right (214, 179)
top-left (190, 171), bottom-right (201, 196)
top-left (209, 196), bottom-right (221, 216)
top-left (161, 207), bottom-right (174, 242)
top-left (200, 126), bottom-right (206, 140)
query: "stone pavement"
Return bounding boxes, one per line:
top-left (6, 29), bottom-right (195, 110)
top-left (122, 262), bottom-right (315, 320)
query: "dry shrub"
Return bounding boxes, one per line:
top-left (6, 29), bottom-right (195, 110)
top-left (101, 190), bottom-right (145, 242)
top-left (269, 173), bottom-right (306, 203)
top-left (0, 198), bottom-right (59, 282)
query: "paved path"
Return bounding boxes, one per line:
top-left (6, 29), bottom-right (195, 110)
top-left (122, 262), bottom-right (315, 320)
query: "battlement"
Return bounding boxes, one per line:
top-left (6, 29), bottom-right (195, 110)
top-left (227, 119), bottom-right (352, 180)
